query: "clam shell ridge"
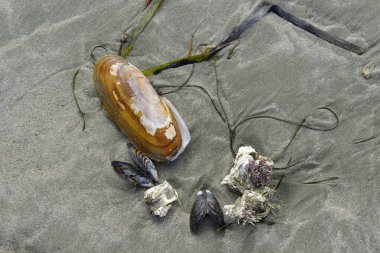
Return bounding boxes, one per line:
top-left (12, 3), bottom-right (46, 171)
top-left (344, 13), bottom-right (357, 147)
top-left (93, 55), bottom-right (190, 161)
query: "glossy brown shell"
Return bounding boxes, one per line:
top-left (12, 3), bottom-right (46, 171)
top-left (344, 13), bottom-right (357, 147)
top-left (93, 55), bottom-right (184, 161)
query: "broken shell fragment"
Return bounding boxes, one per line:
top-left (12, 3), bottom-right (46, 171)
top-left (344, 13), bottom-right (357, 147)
top-left (93, 55), bottom-right (191, 162)
top-left (144, 180), bottom-right (178, 217)
top-left (224, 186), bottom-right (274, 225)
top-left (190, 189), bottom-right (225, 233)
top-left (128, 143), bottom-right (158, 181)
top-left (221, 146), bottom-right (273, 193)
top-left (112, 161), bottom-right (153, 187)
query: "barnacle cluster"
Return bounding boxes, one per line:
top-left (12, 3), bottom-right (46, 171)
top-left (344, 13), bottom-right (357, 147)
top-left (224, 187), bottom-right (275, 225)
top-left (221, 146), bottom-right (273, 192)
top-left (222, 146), bottom-right (276, 225)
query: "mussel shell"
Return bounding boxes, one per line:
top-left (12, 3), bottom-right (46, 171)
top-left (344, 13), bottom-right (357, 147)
top-left (190, 189), bottom-right (225, 233)
top-left (111, 161), bottom-right (153, 187)
top-left (128, 143), bottom-right (158, 181)
top-left (93, 55), bottom-right (190, 161)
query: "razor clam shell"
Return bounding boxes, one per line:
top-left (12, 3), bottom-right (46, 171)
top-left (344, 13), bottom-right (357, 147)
top-left (93, 55), bottom-right (190, 161)
top-left (161, 97), bottom-right (191, 161)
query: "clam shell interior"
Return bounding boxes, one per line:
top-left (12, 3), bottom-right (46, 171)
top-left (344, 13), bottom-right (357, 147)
top-left (162, 97), bottom-right (191, 161)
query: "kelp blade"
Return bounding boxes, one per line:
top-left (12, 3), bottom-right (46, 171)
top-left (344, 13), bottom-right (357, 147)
top-left (120, 0), bottom-right (164, 58)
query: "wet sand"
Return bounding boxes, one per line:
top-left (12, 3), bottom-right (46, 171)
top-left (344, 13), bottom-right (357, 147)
top-left (1, 0), bottom-right (379, 252)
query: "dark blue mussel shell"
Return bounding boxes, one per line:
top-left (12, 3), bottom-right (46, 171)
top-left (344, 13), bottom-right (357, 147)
top-left (127, 143), bottom-right (158, 182)
top-left (112, 161), bottom-right (153, 187)
top-left (190, 189), bottom-right (225, 233)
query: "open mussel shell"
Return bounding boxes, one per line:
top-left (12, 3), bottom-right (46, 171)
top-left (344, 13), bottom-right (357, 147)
top-left (94, 55), bottom-right (190, 161)
top-left (189, 189), bottom-right (225, 233)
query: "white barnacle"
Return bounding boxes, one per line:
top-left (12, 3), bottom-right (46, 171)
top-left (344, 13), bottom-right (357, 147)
top-left (144, 181), bottom-right (179, 217)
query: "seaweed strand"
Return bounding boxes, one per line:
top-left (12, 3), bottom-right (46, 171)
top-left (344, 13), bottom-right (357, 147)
top-left (119, 0), bottom-right (164, 58)
top-left (273, 159), bottom-right (305, 170)
top-left (353, 136), bottom-right (377, 144)
top-left (303, 177), bottom-right (339, 184)
top-left (157, 64), bottom-right (195, 95)
top-left (218, 4), bottom-right (272, 46)
top-left (91, 44), bottom-right (110, 65)
top-left (154, 84), bottom-right (226, 124)
top-left (142, 2), bottom-right (365, 75)
top-left (71, 69), bottom-right (86, 130)
top-left (230, 107), bottom-right (339, 156)
top-left (212, 64), bottom-right (236, 157)
top-left (188, 34), bottom-right (195, 57)
top-left (270, 4), bottom-right (365, 55)
top-left (213, 64), bottom-right (231, 128)
top-left (142, 45), bottom-right (228, 76)
top-left (157, 44), bottom-right (207, 96)
top-left (275, 174), bottom-right (285, 191)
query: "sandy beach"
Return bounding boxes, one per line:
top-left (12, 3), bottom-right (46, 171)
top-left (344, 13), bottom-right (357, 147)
top-left (1, 0), bottom-right (379, 252)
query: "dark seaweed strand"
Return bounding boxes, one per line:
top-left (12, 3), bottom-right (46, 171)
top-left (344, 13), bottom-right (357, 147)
top-left (212, 64), bottom-right (236, 157)
top-left (71, 69), bottom-right (86, 131)
top-left (158, 64), bottom-right (195, 95)
top-left (353, 136), bottom-right (377, 144)
top-left (303, 176), bottom-right (339, 184)
top-left (269, 4), bottom-right (365, 55)
top-left (274, 174), bottom-right (285, 191)
top-left (273, 159), bottom-right (305, 170)
top-left (156, 44), bottom-right (205, 96)
top-left (73, 43), bottom-right (109, 132)
top-left (90, 44), bottom-right (110, 65)
top-left (230, 107), bottom-right (339, 161)
top-left (154, 84), bottom-right (226, 124)
top-left (279, 107), bottom-right (338, 157)
top-left (218, 4), bottom-right (272, 46)
top-left (213, 65), bottom-right (231, 128)
top-left (218, 3), bottom-right (365, 55)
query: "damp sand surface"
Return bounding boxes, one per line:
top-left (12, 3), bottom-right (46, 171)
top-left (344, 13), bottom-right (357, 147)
top-left (0, 0), bottom-right (379, 252)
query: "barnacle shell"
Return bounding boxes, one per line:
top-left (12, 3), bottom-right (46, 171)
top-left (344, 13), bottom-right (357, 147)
top-left (144, 180), bottom-right (178, 217)
top-left (221, 146), bottom-right (273, 193)
top-left (224, 186), bottom-right (274, 225)
top-left (93, 55), bottom-right (190, 161)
